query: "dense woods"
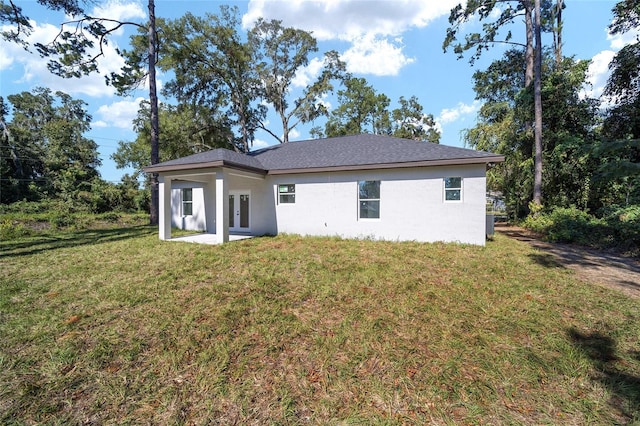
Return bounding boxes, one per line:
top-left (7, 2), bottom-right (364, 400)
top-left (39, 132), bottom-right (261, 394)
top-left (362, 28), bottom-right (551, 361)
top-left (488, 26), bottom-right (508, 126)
top-left (444, 0), bottom-right (639, 250)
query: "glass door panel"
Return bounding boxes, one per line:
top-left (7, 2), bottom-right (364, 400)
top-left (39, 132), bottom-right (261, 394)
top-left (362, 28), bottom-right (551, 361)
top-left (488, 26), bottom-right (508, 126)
top-left (240, 194), bottom-right (249, 228)
top-left (228, 194), bottom-right (235, 228)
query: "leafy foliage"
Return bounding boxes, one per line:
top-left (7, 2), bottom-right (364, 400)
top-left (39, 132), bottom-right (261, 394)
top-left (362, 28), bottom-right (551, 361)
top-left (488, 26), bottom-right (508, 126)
top-left (1, 88), bottom-right (100, 204)
top-left (598, 0), bottom-right (640, 207)
top-left (249, 18), bottom-right (346, 143)
top-left (1, 88), bottom-right (149, 212)
top-left (391, 96), bottom-right (440, 143)
top-left (523, 205), bottom-right (640, 255)
top-left (465, 46), bottom-right (608, 217)
top-left (321, 78), bottom-right (440, 142)
top-left (324, 77), bottom-right (391, 137)
top-left (0, 0), bottom-right (162, 223)
top-left (156, 8), bottom-right (264, 152)
top-left (609, 0), bottom-right (640, 35)
top-left (0, 0), bottom-right (84, 46)
top-left (112, 101), bottom-right (234, 177)
top-left (443, 0), bottom-right (529, 64)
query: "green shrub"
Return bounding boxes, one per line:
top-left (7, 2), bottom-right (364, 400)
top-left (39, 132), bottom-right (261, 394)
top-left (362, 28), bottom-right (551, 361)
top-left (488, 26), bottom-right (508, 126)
top-left (0, 219), bottom-right (32, 239)
top-left (99, 212), bottom-right (121, 223)
top-left (0, 200), bottom-right (57, 215)
top-left (546, 207), bottom-right (598, 243)
top-left (522, 212), bottom-right (553, 234)
top-left (49, 213), bottom-right (75, 229)
top-left (523, 205), bottom-right (640, 255)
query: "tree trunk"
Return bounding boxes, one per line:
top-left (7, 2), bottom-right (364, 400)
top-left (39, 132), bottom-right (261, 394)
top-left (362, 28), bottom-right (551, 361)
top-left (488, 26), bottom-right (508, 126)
top-left (281, 113), bottom-right (289, 143)
top-left (533, 0), bottom-right (543, 207)
top-left (148, 0), bottom-right (160, 225)
top-left (555, 0), bottom-right (563, 65)
top-left (524, 0), bottom-right (534, 87)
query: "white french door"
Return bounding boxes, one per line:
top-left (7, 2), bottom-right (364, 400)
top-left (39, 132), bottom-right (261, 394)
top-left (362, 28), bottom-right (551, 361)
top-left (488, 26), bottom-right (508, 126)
top-left (228, 192), bottom-right (250, 232)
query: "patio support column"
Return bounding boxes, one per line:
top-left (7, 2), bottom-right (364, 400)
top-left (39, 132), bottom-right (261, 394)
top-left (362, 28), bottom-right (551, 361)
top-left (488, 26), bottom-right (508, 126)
top-left (204, 173), bottom-right (216, 234)
top-left (215, 169), bottom-right (229, 243)
top-left (158, 175), bottom-right (172, 240)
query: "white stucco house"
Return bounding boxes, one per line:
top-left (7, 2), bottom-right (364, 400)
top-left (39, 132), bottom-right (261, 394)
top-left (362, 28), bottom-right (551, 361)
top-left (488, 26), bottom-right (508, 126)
top-left (143, 134), bottom-right (504, 246)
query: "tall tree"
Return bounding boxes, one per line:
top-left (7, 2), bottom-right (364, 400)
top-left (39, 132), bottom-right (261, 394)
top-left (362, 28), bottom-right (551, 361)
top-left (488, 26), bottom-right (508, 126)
top-left (466, 48), bottom-right (600, 216)
top-left (113, 102), bottom-right (234, 178)
top-left (155, 8), bottom-right (264, 153)
top-left (444, 0), bottom-right (551, 208)
top-left (2, 88), bottom-right (100, 204)
top-left (551, 0), bottom-right (564, 64)
top-left (598, 0), bottom-right (640, 205)
top-left (2, 0), bottom-right (162, 224)
top-left (532, 0), bottom-right (543, 207)
top-left (249, 18), bottom-right (346, 144)
top-left (323, 77), bottom-right (391, 137)
top-left (391, 96), bottom-right (440, 143)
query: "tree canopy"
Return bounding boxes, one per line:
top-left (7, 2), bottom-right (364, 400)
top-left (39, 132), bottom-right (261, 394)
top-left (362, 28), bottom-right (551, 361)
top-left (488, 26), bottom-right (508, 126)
top-left (318, 77), bottom-right (440, 142)
top-left (1, 0), bottom-right (163, 222)
top-left (459, 0), bottom-right (640, 218)
top-left (1, 88), bottom-right (100, 204)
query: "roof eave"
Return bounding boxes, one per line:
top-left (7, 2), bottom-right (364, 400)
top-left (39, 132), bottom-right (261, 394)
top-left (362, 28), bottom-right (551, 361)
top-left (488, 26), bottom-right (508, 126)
top-left (143, 160), bottom-right (267, 175)
top-left (266, 155), bottom-right (505, 175)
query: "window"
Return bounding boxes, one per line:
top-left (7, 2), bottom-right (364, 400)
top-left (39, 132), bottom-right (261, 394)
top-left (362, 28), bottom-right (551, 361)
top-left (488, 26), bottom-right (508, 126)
top-left (444, 177), bottom-right (462, 201)
top-left (182, 188), bottom-right (193, 215)
top-left (278, 184), bottom-right (295, 203)
top-left (358, 180), bottom-right (380, 219)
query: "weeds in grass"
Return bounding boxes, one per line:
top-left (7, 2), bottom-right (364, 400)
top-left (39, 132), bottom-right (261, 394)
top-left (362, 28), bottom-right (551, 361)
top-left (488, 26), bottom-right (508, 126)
top-left (1, 226), bottom-right (639, 424)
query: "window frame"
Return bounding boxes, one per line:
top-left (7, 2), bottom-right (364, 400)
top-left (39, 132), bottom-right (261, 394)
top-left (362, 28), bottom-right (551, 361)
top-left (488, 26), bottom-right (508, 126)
top-left (182, 188), bottom-right (193, 216)
top-left (278, 184), bottom-right (296, 204)
top-left (444, 177), bottom-right (463, 202)
top-left (358, 180), bottom-right (381, 219)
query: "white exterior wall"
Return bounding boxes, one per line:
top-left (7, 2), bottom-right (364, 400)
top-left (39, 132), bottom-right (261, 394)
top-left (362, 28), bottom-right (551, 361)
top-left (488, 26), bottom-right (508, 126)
top-left (225, 172), bottom-right (275, 236)
top-left (170, 181), bottom-right (207, 231)
top-left (167, 164), bottom-right (488, 245)
top-left (168, 172), bottom-right (274, 236)
top-left (269, 164), bottom-right (488, 245)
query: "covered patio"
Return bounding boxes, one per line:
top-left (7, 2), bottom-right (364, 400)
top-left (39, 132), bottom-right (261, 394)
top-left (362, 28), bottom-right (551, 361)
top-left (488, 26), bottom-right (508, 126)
top-left (143, 149), bottom-right (270, 244)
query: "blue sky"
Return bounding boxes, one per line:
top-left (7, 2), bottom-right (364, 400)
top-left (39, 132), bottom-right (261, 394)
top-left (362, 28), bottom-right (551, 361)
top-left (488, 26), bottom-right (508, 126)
top-left (1, 0), bottom-right (637, 183)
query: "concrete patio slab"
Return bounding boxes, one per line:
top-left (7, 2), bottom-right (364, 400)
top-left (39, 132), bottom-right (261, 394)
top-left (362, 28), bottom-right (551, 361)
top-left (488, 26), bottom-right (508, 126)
top-left (167, 234), bottom-right (254, 245)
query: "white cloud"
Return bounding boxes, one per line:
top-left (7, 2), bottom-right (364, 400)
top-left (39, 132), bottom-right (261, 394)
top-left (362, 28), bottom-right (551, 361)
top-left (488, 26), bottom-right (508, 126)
top-left (607, 27), bottom-right (640, 50)
top-left (288, 128), bottom-right (301, 140)
top-left (437, 101), bottom-right (481, 125)
top-left (583, 25), bottom-right (640, 101)
top-left (342, 34), bottom-right (414, 76)
top-left (243, 0), bottom-right (458, 76)
top-left (292, 57), bottom-right (325, 88)
top-left (583, 50), bottom-right (615, 100)
top-left (94, 97), bottom-right (145, 129)
top-left (244, 0), bottom-right (457, 38)
top-left (90, 0), bottom-right (146, 30)
top-left (251, 138), bottom-right (271, 150)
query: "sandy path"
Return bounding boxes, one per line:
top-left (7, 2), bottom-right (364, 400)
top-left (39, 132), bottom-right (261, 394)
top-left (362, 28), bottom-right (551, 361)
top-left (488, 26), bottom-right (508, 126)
top-left (496, 225), bottom-right (640, 299)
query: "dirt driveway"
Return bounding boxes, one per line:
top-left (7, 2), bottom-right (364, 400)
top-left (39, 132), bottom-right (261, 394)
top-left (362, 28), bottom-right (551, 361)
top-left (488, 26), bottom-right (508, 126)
top-left (496, 225), bottom-right (640, 299)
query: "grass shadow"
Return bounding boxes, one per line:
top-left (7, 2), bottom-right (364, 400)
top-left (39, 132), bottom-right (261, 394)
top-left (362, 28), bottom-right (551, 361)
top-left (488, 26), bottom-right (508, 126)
top-left (528, 252), bottom-right (564, 268)
top-left (0, 225), bottom-right (156, 258)
top-left (568, 327), bottom-right (640, 421)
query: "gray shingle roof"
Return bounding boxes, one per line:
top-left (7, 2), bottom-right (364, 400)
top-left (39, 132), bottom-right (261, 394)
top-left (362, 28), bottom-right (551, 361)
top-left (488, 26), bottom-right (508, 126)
top-left (144, 134), bottom-right (504, 174)
top-left (143, 147), bottom-right (265, 171)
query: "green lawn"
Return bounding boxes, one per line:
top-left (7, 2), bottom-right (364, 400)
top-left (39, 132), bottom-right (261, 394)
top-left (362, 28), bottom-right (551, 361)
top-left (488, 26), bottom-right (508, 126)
top-left (1, 225), bottom-right (639, 424)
